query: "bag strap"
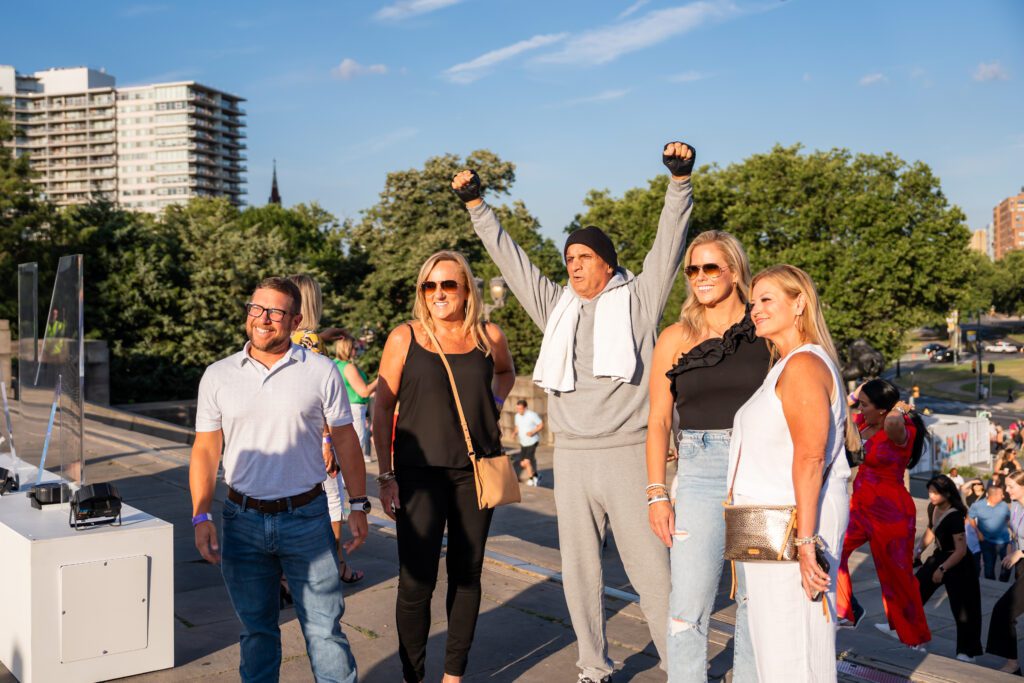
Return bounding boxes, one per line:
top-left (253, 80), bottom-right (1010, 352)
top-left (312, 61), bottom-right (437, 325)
top-left (420, 324), bottom-right (476, 460)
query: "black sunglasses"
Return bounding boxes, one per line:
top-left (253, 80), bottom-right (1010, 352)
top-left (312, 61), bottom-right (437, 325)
top-left (684, 263), bottom-right (728, 279)
top-left (420, 280), bottom-right (460, 294)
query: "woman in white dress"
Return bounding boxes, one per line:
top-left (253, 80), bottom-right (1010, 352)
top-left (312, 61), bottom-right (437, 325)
top-left (728, 265), bottom-right (860, 682)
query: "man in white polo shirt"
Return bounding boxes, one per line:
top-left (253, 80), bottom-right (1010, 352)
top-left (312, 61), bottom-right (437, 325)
top-left (189, 276), bottom-right (367, 683)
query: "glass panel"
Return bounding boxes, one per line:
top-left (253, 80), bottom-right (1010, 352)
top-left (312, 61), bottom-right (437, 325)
top-left (15, 256), bottom-right (85, 487)
top-left (14, 263), bottom-right (39, 477)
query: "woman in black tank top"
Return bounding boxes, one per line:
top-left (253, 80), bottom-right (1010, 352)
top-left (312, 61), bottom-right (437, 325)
top-left (645, 231), bottom-right (769, 682)
top-left (373, 250), bottom-right (515, 683)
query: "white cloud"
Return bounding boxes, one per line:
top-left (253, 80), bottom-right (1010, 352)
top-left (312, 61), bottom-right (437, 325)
top-left (858, 73), bottom-right (886, 86)
top-left (375, 0), bottom-right (465, 21)
top-left (669, 70), bottom-right (709, 83)
top-left (535, 0), bottom-right (743, 66)
top-left (973, 61), bottom-right (1009, 82)
top-left (550, 88), bottom-right (630, 108)
top-left (619, 0), bottom-right (651, 19)
top-left (332, 58), bottom-right (388, 81)
top-left (444, 33), bottom-right (569, 84)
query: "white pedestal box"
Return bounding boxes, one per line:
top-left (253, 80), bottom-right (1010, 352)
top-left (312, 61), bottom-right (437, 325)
top-left (0, 470), bottom-right (174, 682)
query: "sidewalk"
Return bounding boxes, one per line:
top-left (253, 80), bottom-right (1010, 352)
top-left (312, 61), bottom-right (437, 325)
top-left (0, 417), bottom-right (1018, 682)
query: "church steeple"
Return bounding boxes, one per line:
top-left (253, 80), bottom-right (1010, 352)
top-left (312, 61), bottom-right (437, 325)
top-left (268, 159), bottom-right (281, 205)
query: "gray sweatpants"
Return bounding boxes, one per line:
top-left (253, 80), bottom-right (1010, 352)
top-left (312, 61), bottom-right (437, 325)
top-left (554, 442), bottom-right (670, 679)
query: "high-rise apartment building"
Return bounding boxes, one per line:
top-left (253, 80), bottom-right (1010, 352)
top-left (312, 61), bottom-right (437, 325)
top-left (0, 65), bottom-right (246, 212)
top-left (993, 188), bottom-right (1024, 260)
top-left (969, 228), bottom-right (991, 257)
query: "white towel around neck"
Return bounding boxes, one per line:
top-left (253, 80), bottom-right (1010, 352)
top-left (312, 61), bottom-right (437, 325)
top-left (532, 273), bottom-right (636, 393)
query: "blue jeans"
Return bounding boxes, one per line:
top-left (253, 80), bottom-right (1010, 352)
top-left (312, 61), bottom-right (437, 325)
top-left (669, 429), bottom-right (755, 683)
top-left (981, 540), bottom-right (1012, 582)
top-left (221, 494), bottom-right (357, 683)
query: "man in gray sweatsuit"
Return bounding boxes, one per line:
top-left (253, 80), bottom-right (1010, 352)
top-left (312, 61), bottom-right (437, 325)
top-left (453, 142), bottom-right (695, 682)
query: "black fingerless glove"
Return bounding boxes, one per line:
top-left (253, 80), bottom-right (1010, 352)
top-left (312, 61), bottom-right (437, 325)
top-left (662, 142), bottom-right (696, 177)
top-left (452, 170), bottom-right (482, 203)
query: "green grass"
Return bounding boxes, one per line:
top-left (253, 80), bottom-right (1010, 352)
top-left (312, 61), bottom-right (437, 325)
top-left (904, 356), bottom-right (1024, 402)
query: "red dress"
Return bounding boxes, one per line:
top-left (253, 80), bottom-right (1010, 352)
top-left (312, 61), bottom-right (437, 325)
top-left (837, 414), bottom-right (931, 645)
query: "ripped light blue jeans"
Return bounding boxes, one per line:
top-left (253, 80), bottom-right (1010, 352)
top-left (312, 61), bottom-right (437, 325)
top-left (669, 429), bottom-right (754, 683)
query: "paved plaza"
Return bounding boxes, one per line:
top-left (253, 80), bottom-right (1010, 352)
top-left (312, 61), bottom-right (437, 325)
top-left (0, 407), bottom-right (1020, 682)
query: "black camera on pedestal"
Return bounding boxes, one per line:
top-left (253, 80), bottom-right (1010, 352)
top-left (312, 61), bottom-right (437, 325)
top-left (69, 483), bottom-right (122, 530)
top-left (0, 467), bottom-right (17, 495)
top-left (28, 481), bottom-right (70, 508)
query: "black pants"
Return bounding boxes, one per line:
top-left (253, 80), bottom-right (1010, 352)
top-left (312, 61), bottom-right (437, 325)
top-left (917, 553), bottom-right (983, 657)
top-left (518, 443), bottom-right (538, 475)
top-left (987, 561), bottom-right (1024, 659)
top-left (395, 466), bottom-right (493, 681)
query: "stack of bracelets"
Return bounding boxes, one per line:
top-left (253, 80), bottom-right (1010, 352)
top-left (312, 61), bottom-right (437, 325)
top-left (646, 482), bottom-right (670, 506)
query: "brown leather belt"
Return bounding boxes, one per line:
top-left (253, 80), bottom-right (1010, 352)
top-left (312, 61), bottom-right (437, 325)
top-left (227, 484), bottom-right (323, 514)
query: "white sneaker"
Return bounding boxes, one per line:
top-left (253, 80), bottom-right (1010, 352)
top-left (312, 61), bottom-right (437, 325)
top-left (955, 653), bottom-right (975, 663)
top-left (526, 476), bottom-right (538, 487)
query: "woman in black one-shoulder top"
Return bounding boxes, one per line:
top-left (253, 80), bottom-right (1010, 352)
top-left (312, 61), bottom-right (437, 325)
top-left (374, 250), bottom-right (515, 683)
top-left (646, 230), bottom-right (769, 682)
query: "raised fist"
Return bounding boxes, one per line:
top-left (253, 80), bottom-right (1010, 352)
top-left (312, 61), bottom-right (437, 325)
top-left (662, 142), bottom-right (696, 178)
top-left (451, 170), bottom-right (482, 203)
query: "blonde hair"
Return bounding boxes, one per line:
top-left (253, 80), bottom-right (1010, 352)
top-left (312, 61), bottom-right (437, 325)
top-left (334, 333), bottom-right (356, 362)
top-left (288, 274), bottom-right (322, 331)
top-left (678, 231), bottom-right (752, 343)
top-left (412, 250), bottom-right (491, 356)
top-left (750, 264), bottom-right (860, 452)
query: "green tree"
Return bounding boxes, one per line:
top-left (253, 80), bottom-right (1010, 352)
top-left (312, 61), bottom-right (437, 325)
top-left (991, 250), bottom-right (1024, 315)
top-left (572, 145), bottom-right (973, 362)
top-left (342, 150), bottom-right (561, 372)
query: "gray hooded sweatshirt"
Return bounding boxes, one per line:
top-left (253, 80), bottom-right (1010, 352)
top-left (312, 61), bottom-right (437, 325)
top-left (468, 179), bottom-right (693, 451)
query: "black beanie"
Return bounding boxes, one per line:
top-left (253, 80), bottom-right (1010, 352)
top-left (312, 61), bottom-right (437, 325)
top-left (564, 226), bottom-right (618, 271)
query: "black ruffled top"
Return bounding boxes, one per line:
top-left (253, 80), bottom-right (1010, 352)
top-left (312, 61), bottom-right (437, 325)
top-left (667, 309), bottom-right (772, 430)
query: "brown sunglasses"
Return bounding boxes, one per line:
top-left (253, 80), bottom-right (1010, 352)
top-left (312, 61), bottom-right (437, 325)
top-left (420, 279), bottom-right (460, 294)
top-left (684, 263), bottom-right (728, 279)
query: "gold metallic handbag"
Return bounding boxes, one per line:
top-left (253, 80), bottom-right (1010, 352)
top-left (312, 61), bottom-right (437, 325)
top-left (422, 325), bottom-right (521, 510)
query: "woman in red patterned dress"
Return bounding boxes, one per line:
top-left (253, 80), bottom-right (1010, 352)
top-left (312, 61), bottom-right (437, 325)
top-left (836, 378), bottom-right (931, 646)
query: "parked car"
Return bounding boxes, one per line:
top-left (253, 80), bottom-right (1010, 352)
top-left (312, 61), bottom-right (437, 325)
top-left (922, 343), bottom-right (948, 356)
top-left (984, 340), bottom-right (1021, 353)
top-left (930, 348), bottom-right (956, 363)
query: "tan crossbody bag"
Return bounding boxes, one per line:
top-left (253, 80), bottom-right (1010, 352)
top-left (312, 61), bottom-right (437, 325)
top-left (422, 325), bottom-right (521, 510)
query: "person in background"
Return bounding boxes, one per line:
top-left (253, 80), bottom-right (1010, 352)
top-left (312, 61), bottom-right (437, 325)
top-left (646, 229), bottom-right (767, 682)
top-left (512, 399), bottom-right (544, 486)
top-left (948, 467), bottom-right (965, 488)
top-left (915, 475), bottom-right (983, 662)
top-left (985, 470), bottom-right (1024, 674)
top-left (836, 379), bottom-right (930, 648)
top-left (374, 250), bottom-right (515, 683)
top-left (963, 479), bottom-right (985, 507)
top-left (290, 274), bottom-right (364, 585)
top-left (969, 483), bottom-right (1012, 582)
top-left (334, 332), bottom-right (378, 464)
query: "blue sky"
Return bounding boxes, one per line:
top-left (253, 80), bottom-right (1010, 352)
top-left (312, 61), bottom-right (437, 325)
top-left (6, 0), bottom-right (1022, 240)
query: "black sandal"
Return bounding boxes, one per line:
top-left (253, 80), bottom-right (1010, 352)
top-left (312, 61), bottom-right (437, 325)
top-left (340, 560), bottom-right (364, 584)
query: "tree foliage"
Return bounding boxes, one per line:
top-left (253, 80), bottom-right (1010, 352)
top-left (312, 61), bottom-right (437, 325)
top-left (572, 145), bottom-right (974, 362)
top-left (2, 118), bottom-right (1000, 403)
top-left (341, 150), bottom-right (563, 371)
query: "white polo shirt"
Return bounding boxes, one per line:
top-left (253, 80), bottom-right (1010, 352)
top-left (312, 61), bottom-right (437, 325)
top-left (195, 342), bottom-right (353, 499)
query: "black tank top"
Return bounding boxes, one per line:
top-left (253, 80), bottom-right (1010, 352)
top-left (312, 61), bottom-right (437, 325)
top-left (394, 325), bottom-right (502, 469)
top-left (667, 308), bottom-right (771, 431)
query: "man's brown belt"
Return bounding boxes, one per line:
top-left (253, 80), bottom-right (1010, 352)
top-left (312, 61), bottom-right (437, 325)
top-left (227, 483), bottom-right (323, 514)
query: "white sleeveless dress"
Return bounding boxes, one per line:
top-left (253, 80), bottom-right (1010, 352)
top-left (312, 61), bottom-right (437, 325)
top-left (727, 343), bottom-right (851, 682)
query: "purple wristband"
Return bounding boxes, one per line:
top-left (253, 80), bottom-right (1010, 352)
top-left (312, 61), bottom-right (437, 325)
top-left (192, 512), bottom-right (213, 527)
